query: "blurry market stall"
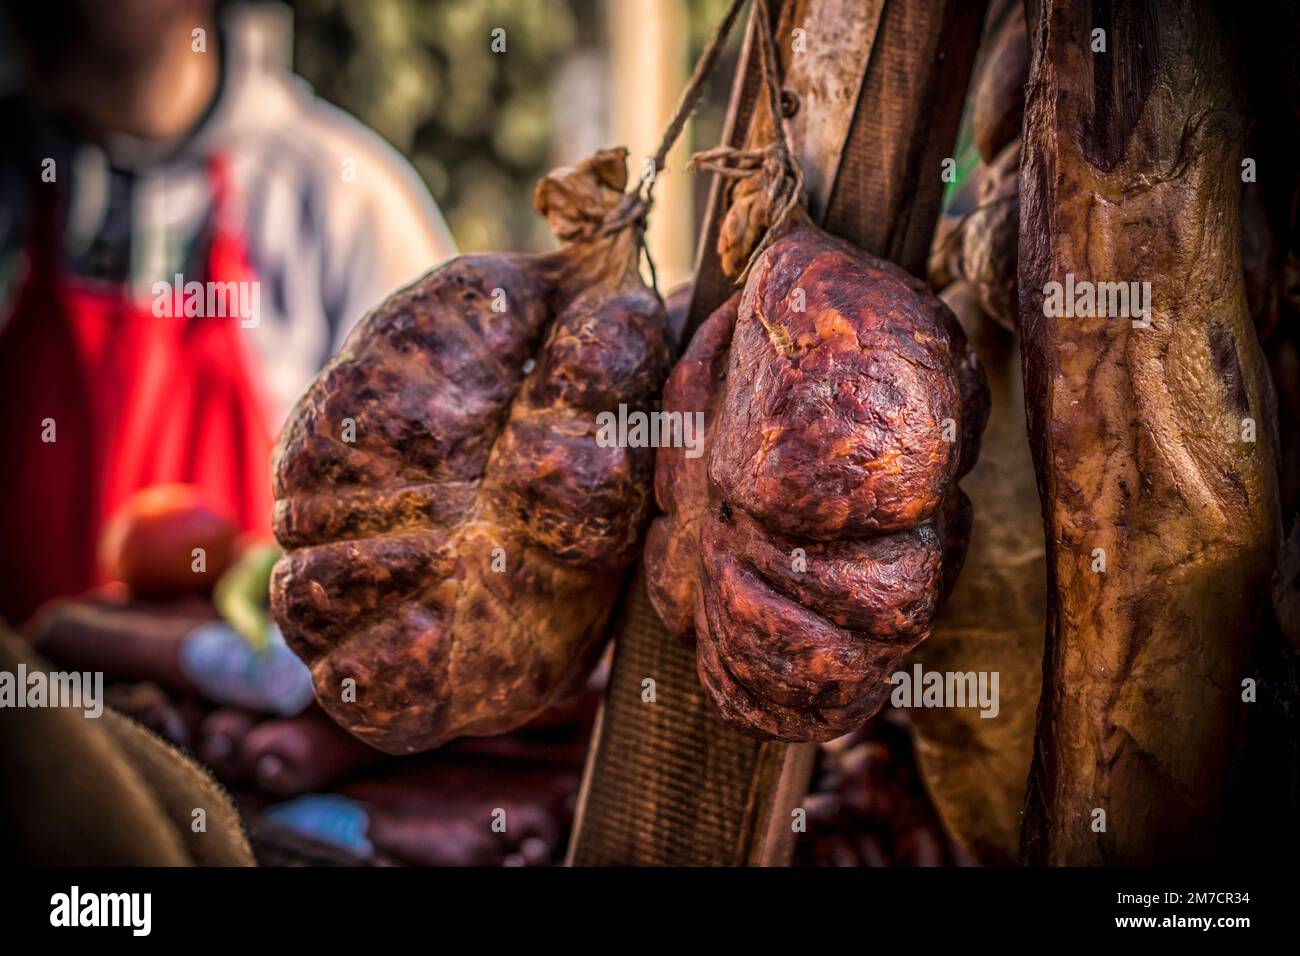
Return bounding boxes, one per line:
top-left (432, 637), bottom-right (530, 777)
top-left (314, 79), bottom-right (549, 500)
top-left (1, 0), bottom-right (974, 869)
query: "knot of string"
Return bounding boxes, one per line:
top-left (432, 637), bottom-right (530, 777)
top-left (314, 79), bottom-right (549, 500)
top-left (687, 0), bottom-right (804, 282)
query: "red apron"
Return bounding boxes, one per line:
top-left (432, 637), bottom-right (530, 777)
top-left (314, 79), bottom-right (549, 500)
top-left (0, 156), bottom-right (274, 625)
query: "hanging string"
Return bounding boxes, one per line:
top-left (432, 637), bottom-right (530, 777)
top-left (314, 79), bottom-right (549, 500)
top-left (598, 0), bottom-right (749, 295)
top-left (643, 0), bottom-right (750, 203)
top-left (687, 0), bottom-right (805, 282)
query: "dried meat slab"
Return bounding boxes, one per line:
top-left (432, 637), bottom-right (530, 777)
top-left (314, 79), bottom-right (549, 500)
top-left (647, 220), bottom-right (988, 742)
top-left (1018, 0), bottom-right (1280, 864)
top-left (271, 150), bottom-right (672, 754)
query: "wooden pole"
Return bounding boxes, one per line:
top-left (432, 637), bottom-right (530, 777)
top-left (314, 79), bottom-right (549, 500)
top-left (568, 0), bottom-right (987, 866)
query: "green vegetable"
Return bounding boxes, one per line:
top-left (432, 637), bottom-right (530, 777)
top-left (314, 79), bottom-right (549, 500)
top-left (213, 542), bottom-right (282, 654)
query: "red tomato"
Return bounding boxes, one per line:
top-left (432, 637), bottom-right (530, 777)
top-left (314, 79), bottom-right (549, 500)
top-left (99, 484), bottom-right (239, 598)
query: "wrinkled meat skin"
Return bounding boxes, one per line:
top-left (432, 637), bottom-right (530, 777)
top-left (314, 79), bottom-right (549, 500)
top-left (272, 176), bottom-right (671, 754)
top-left (647, 224), bottom-right (988, 742)
top-left (711, 235), bottom-right (960, 538)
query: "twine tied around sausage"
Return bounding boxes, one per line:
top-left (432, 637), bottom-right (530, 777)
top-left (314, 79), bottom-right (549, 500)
top-left (689, 0), bottom-right (806, 282)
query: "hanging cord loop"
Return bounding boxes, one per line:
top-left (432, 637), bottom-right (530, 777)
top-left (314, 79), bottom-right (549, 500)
top-left (688, 0), bottom-right (805, 282)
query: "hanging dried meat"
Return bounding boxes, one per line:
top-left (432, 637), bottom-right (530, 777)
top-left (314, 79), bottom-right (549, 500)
top-left (270, 149), bottom-right (672, 754)
top-left (645, 62), bottom-right (989, 741)
top-left (1018, 0), bottom-right (1281, 864)
top-left (905, 281), bottom-right (1044, 865)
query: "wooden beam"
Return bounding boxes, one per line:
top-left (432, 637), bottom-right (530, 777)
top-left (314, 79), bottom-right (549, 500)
top-left (568, 0), bottom-right (987, 867)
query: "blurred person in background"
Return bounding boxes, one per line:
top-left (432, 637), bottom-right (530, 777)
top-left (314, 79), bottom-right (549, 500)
top-left (0, 0), bottom-right (455, 625)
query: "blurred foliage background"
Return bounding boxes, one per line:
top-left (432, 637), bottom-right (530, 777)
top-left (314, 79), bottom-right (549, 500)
top-left (285, 0), bottom-right (740, 256)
